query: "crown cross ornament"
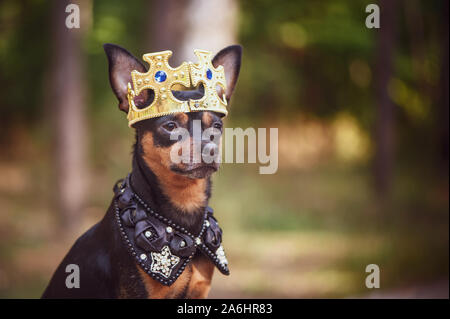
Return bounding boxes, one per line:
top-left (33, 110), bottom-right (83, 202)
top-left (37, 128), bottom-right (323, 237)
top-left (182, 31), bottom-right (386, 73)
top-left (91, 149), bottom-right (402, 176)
top-left (126, 49), bottom-right (228, 127)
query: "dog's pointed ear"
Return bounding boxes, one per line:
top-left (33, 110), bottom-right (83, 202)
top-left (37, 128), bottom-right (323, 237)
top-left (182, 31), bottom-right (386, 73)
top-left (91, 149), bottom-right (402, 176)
top-left (103, 43), bottom-right (147, 113)
top-left (212, 45), bottom-right (242, 101)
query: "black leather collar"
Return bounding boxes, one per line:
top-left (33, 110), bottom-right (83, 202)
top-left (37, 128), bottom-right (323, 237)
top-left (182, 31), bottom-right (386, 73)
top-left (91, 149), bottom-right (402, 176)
top-left (113, 174), bottom-right (229, 286)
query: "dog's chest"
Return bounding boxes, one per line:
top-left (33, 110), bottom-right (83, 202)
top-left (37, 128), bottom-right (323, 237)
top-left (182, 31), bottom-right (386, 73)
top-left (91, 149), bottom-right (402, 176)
top-left (129, 254), bottom-right (215, 299)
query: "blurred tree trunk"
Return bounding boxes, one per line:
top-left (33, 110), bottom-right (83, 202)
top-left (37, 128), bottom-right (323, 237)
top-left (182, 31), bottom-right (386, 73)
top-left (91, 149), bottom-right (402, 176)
top-left (437, 0), bottom-right (449, 175)
top-left (48, 0), bottom-right (90, 231)
top-left (147, 0), bottom-right (189, 64)
top-left (404, 0), bottom-right (430, 100)
top-left (374, 0), bottom-right (397, 199)
top-left (147, 0), bottom-right (238, 63)
top-left (179, 0), bottom-right (238, 61)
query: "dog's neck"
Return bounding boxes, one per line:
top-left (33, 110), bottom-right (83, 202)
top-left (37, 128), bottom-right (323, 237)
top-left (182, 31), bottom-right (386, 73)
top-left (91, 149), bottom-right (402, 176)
top-left (130, 153), bottom-right (211, 235)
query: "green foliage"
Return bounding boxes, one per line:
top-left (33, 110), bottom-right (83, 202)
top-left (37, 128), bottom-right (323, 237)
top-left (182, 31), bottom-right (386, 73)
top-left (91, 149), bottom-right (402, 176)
top-left (0, 0), bottom-right (51, 121)
top-left (235, 0), bottom-right (445, 139)
top-left (0, 0), bottom-right (445, 140)
top-left (84, 0), bottom-right (149, 114)
top-left (237, 0), bottom-right (375, 122)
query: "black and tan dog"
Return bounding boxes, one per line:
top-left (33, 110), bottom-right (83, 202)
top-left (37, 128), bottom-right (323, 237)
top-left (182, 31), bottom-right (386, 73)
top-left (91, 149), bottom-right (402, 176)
top-left (42, 43), bottom-right (241, 298)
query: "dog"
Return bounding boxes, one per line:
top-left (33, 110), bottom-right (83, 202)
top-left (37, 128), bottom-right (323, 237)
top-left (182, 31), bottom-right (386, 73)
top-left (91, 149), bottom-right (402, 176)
top-left (42, 43), bottom-right (242, 298)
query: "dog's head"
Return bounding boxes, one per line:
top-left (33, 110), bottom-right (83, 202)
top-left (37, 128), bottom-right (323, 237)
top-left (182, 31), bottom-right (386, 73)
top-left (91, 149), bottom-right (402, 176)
top-left (104, 44), bottom-right (242, 180)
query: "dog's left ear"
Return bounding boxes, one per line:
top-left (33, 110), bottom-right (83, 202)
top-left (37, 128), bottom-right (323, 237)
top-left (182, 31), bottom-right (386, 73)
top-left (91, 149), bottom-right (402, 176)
top-left (212, 45), bottom-right (242, 101)
top-left (103, 43), bottom-right (149, 113)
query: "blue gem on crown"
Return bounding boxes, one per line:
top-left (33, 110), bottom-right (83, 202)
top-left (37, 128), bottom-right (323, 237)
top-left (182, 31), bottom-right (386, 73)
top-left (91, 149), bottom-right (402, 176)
top-left (206, 69), bottom-right (213, 80)
top-left (154, 70), bottom-right (167, 83)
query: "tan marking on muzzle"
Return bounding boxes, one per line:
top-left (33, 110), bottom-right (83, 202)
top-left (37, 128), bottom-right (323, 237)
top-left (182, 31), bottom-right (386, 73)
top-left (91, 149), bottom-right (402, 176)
top-left (141, 132), bottom-right (207, 213)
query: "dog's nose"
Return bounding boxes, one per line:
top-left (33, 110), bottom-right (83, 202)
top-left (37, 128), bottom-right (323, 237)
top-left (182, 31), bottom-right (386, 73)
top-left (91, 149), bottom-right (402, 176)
top-left (202, 142), bottom-right (219, 164)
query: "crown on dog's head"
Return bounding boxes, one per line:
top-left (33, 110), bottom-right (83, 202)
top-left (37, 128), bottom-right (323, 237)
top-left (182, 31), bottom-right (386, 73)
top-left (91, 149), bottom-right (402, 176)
top-left (126, 49), bottom-right (228, 127)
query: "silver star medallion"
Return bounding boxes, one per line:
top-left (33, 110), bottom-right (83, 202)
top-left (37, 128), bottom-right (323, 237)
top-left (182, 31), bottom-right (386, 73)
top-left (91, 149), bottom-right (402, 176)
top-left (150, 246), bottom-right (180, 278)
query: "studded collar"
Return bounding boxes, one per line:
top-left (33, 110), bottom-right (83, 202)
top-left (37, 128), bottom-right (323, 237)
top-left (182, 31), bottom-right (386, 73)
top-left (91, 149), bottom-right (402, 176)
top-left (113, 174), bottom-right (229, 286)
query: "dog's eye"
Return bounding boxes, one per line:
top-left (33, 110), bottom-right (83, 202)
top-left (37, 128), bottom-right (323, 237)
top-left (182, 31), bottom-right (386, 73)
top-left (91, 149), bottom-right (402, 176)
top-left (213, 122), bottom-right (222, 130)
top-left (162, 122), bottom-right (177, 131)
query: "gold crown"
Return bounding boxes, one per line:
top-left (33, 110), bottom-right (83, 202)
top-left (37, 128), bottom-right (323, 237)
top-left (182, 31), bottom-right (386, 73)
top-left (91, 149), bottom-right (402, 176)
top-left (126, 49), bottom-right (228, 127)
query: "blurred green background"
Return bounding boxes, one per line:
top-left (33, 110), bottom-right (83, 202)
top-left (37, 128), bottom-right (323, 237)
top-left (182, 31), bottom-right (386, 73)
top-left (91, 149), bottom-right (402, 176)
top-left (0, 0), bottom-right (448, 298)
